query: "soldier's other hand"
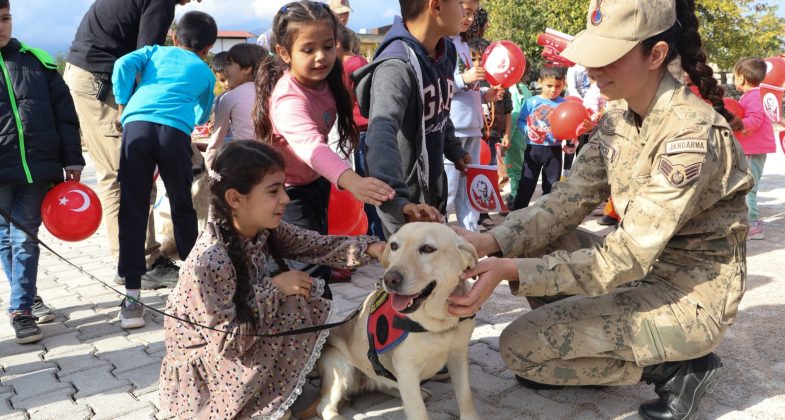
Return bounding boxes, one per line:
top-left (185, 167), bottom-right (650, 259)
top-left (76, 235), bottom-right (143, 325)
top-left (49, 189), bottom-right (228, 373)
top-left (448, 257), bottom-right (516, 317)
top-left (450, 227), bottom-right (500, 257)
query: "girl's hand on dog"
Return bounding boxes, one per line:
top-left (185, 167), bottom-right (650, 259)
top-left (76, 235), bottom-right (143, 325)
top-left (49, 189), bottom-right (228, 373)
top-left (272, 271), bottom-right (313, 297)
top-left (448, 257), bottom-right (518, 317)
top-left (366, 242), bottom-right (386, 260)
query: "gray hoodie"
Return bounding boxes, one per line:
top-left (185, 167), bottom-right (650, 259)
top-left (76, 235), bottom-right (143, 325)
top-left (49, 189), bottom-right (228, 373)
top-left (353, 17), bottom-right (466, 234)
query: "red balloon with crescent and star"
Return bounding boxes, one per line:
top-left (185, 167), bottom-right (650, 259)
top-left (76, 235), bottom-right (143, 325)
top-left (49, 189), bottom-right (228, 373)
top-left (41, 181), bottom-right (102, 242)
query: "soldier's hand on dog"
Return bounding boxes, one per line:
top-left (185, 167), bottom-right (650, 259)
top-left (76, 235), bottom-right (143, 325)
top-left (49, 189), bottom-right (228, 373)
top-left (448, 257), bottom-right (518, 316)
top-left (271, 271), bottom-right (313, 297)
top-left (365, 242), bottom-right (386, 260)
top-left (450, 226), bottom-right (501, 258)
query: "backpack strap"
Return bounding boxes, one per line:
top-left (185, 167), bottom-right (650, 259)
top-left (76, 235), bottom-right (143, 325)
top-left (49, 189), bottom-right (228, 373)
top-left (19, 42), bottom-right (58, 71)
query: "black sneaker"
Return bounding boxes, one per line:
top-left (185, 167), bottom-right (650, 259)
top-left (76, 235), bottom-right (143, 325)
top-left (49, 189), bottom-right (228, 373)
top-left (11, 312), bottom-right (42, 344)
top-left (141, 257), bottom-right (179, 289)
top-left (31, 296), bottom-right (55, 323)
top-left (598, 215), bottom-right (619, 227)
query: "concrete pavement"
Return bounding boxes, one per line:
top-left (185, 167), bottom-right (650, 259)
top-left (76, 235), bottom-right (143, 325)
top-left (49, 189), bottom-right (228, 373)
top-left (1, 149), bottom-right (784, 419)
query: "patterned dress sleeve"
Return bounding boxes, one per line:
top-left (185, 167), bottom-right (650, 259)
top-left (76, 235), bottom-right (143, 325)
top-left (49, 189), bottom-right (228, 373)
top-left (267, 222), bottom-right (378, 268)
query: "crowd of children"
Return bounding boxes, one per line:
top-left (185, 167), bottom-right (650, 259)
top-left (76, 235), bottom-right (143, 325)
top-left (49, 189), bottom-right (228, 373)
top-left (0, 0), bottom-right (780, 417)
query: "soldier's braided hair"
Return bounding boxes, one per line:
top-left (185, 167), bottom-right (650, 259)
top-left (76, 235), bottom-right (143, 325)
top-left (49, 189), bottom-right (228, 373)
top-left (641, 0), bottom-right (738, 128)
top-left (209, 140), bottom-right (286, 335)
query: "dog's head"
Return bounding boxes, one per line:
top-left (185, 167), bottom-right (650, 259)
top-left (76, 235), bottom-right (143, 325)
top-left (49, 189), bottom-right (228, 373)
top-left (380, 223), bottom-right (477, 319)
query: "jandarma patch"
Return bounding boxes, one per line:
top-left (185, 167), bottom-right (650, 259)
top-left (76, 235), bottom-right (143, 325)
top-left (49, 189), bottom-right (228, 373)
top-left (665, 139), bottom-right (707, 154)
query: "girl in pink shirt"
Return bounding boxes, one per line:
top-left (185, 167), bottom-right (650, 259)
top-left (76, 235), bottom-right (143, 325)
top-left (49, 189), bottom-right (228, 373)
top-left (733, 58), bottom-right (776, 240)
top-left (253, 1), bottom-right (394, 293)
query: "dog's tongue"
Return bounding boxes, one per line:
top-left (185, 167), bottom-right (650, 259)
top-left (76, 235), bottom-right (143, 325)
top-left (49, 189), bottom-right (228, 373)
top-left (390, 293), bottom-right (416, 312)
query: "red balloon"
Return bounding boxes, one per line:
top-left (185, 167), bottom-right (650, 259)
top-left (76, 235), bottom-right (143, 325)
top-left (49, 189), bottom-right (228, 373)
top-left (41, 181), bottom-right (102, 242)
top-left (565, 95), bottom-right (583, 103)
top-left (481, 40), bottom-right (527, 89)
top-left (327, 185), bottom-right (367, 236)
top-left (548, 101), bottom-right (591, 141)
top-left (479, 140), bottom-right (491, 165)
top-left (723, 97), bottom-right (745, 120)
top-left (763, 57), bottom-right (785, 87)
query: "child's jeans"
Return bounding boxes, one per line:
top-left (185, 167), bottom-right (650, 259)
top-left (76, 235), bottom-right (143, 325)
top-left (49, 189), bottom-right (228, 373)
top-left (0, 183), bottom-right (49, 313)
top-left (746, 154), bottom-right (767, 222)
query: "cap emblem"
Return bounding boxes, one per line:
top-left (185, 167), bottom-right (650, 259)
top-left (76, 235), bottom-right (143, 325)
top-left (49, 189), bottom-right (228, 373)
top-left (591, 0), bottom-right (603, 26)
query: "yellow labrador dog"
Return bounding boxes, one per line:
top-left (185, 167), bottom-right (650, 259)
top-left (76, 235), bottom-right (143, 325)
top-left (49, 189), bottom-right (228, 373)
top-left (316, 223), bottom-right (480, 420)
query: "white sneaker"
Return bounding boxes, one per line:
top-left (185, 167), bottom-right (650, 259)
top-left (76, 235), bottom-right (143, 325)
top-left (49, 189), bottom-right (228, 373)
top-left (119, 298), bottom-right (145, 329)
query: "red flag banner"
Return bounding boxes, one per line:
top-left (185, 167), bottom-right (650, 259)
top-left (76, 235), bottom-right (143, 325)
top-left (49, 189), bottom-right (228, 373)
top-left (466, 164), bottom-right (508, 213)
top-left (760, 83), bottom-right (784, 124)
top-left (760, 83), bottom-right (785, 153)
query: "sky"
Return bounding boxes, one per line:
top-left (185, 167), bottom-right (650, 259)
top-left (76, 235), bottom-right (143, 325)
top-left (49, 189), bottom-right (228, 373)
top-left (13, 0), bottom-right (400, 57)
top-left (11, 0), bottom-right (785, 57)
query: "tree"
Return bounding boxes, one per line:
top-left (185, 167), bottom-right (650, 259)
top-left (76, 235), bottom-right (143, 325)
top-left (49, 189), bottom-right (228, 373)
top-left (55, 52), bottom-right (66, 75)
top-left (482, 0), bottom-right (785, 75)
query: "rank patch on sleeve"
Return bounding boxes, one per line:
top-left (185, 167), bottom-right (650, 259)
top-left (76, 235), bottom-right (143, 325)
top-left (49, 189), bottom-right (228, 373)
top-left (665, 139), bottom-right (707, 154)
top-left (658, 157), bottom-right (703, 187)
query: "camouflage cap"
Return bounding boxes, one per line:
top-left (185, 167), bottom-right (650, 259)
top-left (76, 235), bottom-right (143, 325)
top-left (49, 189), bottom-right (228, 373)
top-left (329, 0), bottom-right (352, 14)
top-left (560, 0), bottom-right (677, 68)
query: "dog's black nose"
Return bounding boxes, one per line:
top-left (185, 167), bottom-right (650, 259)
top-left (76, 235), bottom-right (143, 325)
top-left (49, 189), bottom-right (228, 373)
top-left (383, 271), bottom-right (403, 288)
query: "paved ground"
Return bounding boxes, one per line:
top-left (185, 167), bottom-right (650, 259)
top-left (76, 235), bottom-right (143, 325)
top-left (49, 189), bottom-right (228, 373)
top-left (1, 147), bottom-right (784, 420)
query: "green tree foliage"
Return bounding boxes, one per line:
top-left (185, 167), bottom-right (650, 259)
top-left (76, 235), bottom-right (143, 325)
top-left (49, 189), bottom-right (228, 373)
top-left (482, 0), bottom-right (785, 73)
top-left (55, 52), bottom-right (66, 75)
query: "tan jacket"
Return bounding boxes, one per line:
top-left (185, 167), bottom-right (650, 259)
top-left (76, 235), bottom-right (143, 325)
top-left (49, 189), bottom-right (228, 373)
top-left (490, 74), bottom-right (754, 326)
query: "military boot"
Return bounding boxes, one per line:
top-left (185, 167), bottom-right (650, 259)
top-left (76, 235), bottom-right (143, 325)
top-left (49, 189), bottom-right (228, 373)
top-left (639, 352), bottom-right (722, 420)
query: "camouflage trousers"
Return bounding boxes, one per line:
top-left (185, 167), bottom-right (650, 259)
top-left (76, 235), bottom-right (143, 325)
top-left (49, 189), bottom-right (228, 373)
top-left (499, 228), bottom-right (726, 386)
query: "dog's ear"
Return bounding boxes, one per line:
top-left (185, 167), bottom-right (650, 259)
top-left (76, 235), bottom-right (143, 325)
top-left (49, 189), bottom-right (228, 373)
top-left (456, 238), bottom-right (478, 270)
top-left (380, 242), bottom-right (391, 268)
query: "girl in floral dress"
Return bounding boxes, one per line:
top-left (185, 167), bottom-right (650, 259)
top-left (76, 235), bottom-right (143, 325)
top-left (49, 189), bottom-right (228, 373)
top-left (159, 140), bottom-right (384, 419)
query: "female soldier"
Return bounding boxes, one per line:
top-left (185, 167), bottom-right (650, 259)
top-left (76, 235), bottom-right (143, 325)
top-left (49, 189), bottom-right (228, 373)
top-left (448, 1), bottom-right (753, 419)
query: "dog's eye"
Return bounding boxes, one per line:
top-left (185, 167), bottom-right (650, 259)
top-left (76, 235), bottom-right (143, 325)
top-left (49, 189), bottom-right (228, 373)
top-left (390, 242), bottom-right (399, 251)
top-left (419, 245), bottom-right (436, 254)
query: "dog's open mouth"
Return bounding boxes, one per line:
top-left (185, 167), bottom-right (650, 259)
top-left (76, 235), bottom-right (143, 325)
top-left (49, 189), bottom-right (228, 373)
top-left (389, 281), bottom-right (436, 314)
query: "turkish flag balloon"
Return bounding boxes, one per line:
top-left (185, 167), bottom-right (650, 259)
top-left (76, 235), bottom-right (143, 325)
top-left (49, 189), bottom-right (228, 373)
top-left (41, 181), bottom-right (102, 242)
top-left (481, 40), bottom-right (527, 89)
top-left (549, 101), bottom-right (591, 140)
top-left (479, 140), bottom-right (491, 165)
top-left (723, 97), bottom-right (745, 120)
top-left (327, 185), bottom-right (367, 236)
top-left (763, 57), bottom-right (785, 87)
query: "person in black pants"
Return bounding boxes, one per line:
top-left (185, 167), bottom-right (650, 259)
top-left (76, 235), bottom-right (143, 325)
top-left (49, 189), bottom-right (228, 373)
top-left (113, 11), bottom-right (217, 329)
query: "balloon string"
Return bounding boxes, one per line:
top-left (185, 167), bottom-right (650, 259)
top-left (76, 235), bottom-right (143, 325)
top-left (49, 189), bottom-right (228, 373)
top-left (0, 205), bottom-right (360, 338)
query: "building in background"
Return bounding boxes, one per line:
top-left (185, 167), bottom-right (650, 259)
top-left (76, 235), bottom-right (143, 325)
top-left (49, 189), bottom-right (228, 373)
top-left (210, 31), bottom-right (257, 54)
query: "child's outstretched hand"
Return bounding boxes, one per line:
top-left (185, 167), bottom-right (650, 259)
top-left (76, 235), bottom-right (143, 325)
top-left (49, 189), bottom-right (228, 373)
top-left (462, 66), bottom-right (486, 85)
top-left (271, 271), bottom-right (313, 297)
top-left (338, 171), bottom-right (396, 206)
top-left (366, 242), bottom-right (386, 260)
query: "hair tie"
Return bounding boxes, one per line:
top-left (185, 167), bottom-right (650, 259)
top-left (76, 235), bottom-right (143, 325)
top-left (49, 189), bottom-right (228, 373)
top-left (280, 5), bottom-right (288, 13)
top-left (208, 169), bottom-right (223, 182)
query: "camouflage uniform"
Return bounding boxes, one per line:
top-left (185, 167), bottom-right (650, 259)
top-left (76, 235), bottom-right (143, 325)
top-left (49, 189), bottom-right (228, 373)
top-left (489, 74), bottom-right (754, 386)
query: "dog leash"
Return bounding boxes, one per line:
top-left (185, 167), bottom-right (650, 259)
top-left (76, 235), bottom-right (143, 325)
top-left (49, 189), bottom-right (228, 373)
top-left (0, 205), bottom-right (360, 338)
